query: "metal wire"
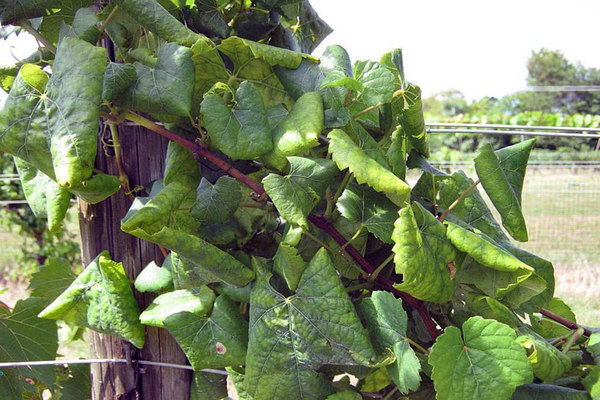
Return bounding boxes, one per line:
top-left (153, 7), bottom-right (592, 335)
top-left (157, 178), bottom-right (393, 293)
top-left (525, 85), bottom-right (600, 92)
top-left (426, 128), bottom-right (598, 139)
top-left (0, 358), bottom-right (228, 375)
top-left (426, 122), bottom-right (600, 133)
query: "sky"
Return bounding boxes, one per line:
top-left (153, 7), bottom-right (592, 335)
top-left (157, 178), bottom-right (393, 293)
top-left (311, 0), bottom-right (600, 100)
top-left (1, 0), bottom-right (600, 102)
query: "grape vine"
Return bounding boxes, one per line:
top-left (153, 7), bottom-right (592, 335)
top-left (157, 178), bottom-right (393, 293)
top-left (0, 0), bottom-right (598, 399)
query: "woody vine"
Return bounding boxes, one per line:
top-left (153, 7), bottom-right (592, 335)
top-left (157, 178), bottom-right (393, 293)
top-left (0, 0), bottom-right (598, 399)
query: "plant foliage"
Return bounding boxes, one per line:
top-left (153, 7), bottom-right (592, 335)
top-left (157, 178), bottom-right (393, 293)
top-left (0, 0), bottom-right (597, 399)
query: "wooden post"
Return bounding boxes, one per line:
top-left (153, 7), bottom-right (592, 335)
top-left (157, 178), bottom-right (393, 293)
top-left (78, 123), bottom-right (191, 399)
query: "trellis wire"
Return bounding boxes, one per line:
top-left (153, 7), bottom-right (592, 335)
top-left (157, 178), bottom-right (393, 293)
top-left (426, 122), bottom-right (600, 133)
top-left (0, 358), bottom-right (228, 375)
top-left (525, 85), bottom-right (600, 92)
top-left (426, 128), bottom-right (598, 139)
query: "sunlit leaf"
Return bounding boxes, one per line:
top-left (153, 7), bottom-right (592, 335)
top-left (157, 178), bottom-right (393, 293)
top-left (0, 298), bottom-right (58, 399)
top-left (474, 139), bottom-right (535, 242)
top-left (139, 287), bottom-right (215, 327)
top-left (263, 156), bottom-right (337, 227)
top-left (201, 81), bottom-right (272, 160)
top-left (359, 291), bottom-right (421, 394)
top-left (392, 202), bottom-right (457, 303)
top-left (165, 295), bottom-right (248, 370)
top-left (429, 316), bottom-right (533, 400)
top-left (328, 129), bottom-right (409, 206)
top-left (337, 184), bottom-right (398, 243)
top-left (245, 250), bottom-right (376, 399)
top-left (114, 0), bottom-right (201, 45)
top-left (38, 251), bottom-right (145, 348)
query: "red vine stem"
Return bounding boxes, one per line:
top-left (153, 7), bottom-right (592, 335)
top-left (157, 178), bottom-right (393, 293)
top-left (104, 111), bottom-right (588, 340)
top-left (105, 111), bottom-right (441, 340)
top-left (539, 308), bottom-right (591, 337)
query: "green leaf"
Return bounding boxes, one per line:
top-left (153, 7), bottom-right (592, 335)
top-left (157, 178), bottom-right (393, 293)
top-left (438, 171), bottom-right (554, 309)
top-left (0, 37), bottom-right (107, 189)
top-left (231, 36), bottom-right (309, 69)
top-left (190, 371), bottom-right (228, 400)
top-left (328, 129), bottom-right (410, 207)
top-left (39, 0), bottom-right (95, 44)
top-left (190, 37), bottom-right (230, 108)
top-left (273, 226), bottom-right (307, 291)
top-left (353, 60), bottom-right (396, 106)
top-left (398, 83), bottom-right (429, 157)
top-left (140, 287), bottom-right (215, 327)
top-left (386, 125), bottom-right (407, 179)
top-left (118, 42), bottom-right (194, 117)
top-left (262, 91), bottom-right (323, 170)
top-left (14, 156), bottom-right (71, 232)
top-left (102, 62), bottom-right (137, 103)
top-left (201, 81), bottom-right (272, 160)
top-left (582, 366), bottom-right (600, 400)
top-left (113, 0), bottom-right (201, 46)
top-left (245, 250), bottom-right (376, 399)
top-left (216, 36), bottom-right (296, 107)
top-left (446, 222), bottom-right (546, 307)
top-left (194, 0), bottom-right (229, 39)
top-left (359, 291), bottom-right (421, 394)
top-left (429, 316), bottom-right (533, 400)
top-left (474, 139), bottom-right (536, 242)
top-left (0, 297), bottom-right (58, 399)
top-left (511, 384), bottom-right (591, 400)
top-left (57, 364), bottom-right (91, 400)
top-left (38, 251), bottom-right (145, 348)
top-left (28, 257), bottom-right (77, 307)
top-left (337, 183), bottom-right (398, 244)
top-left (465, 293), bottom-right (519, 327)
top-left (227, 367), bottom-right (253, 400)
top-left (164, 295), bottom-right (248, 370)
top-left (0, 0), bottom-right (55, 24)
top-left (191, 176), bottom-right (241, 224)
top-left (438, 171), bottom-right (507, 243)
top-left (516, 332), bottom-right (571, 382)
top-left (274, 0), bottom-right (332, 53)
top-left (263, 156), bottom-right (337, 227)
top-left (121, 143), bottom-right (254, 287)
top-left (275, 44), bottom-right (351, 127)
top-left (326, 391), bottom-right (362, 400)
top-left (71, 6), bottom-right (100, 43)
top-left (134, 261), bottom-right (173, 293)
top-left (359, 367), bottom-right (392, 392)
top-left (392, 202), bottom-right (457, 303)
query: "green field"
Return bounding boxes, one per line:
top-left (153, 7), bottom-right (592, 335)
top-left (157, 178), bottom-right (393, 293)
top-left (1, 166), bottom-right (599, 327)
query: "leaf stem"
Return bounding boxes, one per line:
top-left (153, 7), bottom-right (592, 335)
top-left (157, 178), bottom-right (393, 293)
top-left (98, 5), bottom-right (120, 35)
top-left (340, 226), bottom-right (363, 251)
top-left (108, 123), bottom-right (134, 199)
top-left (369, 253), bottom-right (394, 282)
top-left (562, 327), bottom-right (585, 353)
top-left (438, 179), bottom-right (480, 222)
top-left (325, 170), bottom-right (352, 218)
top-left (18, 20), bottom-right (56, 53)
top-left (382, 387), bottom-right (398, 400)
top-left (406, 337), bottom-right (430, 355)
top-left (351, 89), bottom-right (404, 120)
